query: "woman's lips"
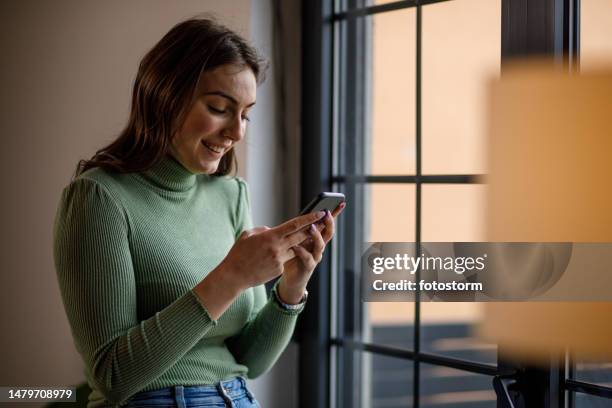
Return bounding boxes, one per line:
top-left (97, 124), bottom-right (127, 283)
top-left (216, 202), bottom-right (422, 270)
top-left (202, 141), bottom-right (226, 156)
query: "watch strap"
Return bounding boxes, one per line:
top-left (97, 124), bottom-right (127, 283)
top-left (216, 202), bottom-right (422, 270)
top-left (271, 280), bottom-right (308, 313)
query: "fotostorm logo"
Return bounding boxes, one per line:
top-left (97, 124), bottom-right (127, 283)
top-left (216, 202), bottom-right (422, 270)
top-left (371, 253), bottom-right (487, 275)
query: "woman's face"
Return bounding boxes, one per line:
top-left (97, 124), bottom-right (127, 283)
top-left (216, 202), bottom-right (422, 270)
top-left (170, 63), bottom-right (257, 174)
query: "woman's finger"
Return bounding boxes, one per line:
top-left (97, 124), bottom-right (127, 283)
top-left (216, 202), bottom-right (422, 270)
top-left (250, 226), bottom-right (270, 235)
top-left (311, 210), bottom-right (334, 243)
top-left (331, 201), bottom-right (346, 218)
top-left (273, 211), bottom-right (325, 239)
top-left (240, 226), bottom-right (270, 239)
top-left (292, 244), bottom-right (317, 270)
top-left (320, 211), bottom-right (335, 243)
top-left (309, 223), bottom-right (326, 262)
top-left (312, 202), bottom-right (345, 234)
top-left (275, 204), bottom-right (344, 251)
top-left (282, 227), bottom-right (316, 250)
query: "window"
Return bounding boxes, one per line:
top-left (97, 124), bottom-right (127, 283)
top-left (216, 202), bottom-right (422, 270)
top-left (300, 0), bottom-right (612, 407)
top-left (330, 1), bottom-right (498, 406)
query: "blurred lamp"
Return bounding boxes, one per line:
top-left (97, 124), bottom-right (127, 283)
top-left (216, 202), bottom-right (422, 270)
top-left (479, 62), bottom-right (612, 362)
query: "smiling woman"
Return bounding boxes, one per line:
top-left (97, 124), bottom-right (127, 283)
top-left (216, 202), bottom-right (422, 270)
top-left (75, 19), bottom-right (265, 178)
top-left (53, 18), bottom-right (343, 408)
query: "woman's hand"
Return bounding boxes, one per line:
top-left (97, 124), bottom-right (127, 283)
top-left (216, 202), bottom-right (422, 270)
top-left (194, 212), bottom-right (326, 320)
top-left (220, 210), bottom-right (328, 291)
top-left (277, 202), bottom-right (346, 304)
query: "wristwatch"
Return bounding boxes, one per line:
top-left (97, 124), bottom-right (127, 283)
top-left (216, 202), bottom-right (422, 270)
top-left (272, 281), bottom-right (308, 311)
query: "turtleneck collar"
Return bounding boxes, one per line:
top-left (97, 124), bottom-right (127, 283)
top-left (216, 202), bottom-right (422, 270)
top-left (139, 155), bottom-right (197, 192)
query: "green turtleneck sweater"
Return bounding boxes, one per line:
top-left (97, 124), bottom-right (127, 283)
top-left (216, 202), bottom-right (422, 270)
top-left (53, 157), bottom-right (304, 407)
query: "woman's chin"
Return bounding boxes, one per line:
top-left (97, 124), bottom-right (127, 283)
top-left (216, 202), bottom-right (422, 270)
top-left (195, 159), bottom-right (220, 175)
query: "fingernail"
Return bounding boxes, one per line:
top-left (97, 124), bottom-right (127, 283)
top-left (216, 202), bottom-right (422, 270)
top-left (317, 211), bottom-right (326, 217)
top-left (310, 224), bottom-right (317, 233)
top-left (325, 209), bottom-right (331, 218)
top-left (340, 202), bottom-right (346, 208)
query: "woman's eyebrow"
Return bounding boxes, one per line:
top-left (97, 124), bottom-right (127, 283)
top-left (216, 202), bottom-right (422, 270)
top-left (203, 91), bottom-right (256, 107)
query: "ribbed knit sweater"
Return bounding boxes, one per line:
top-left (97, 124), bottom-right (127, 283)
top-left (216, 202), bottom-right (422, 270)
top-left (53, 156), bottom-right (304, 408)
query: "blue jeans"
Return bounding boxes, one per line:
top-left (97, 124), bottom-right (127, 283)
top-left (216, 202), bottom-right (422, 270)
top-left (124, 377), bottom-right (261, 408)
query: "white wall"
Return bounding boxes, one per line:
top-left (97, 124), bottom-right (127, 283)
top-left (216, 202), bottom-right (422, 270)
top-left (0, 1), bottom-right (300, 407)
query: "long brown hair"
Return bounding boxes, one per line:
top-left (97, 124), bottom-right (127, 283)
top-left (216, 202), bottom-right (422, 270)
top-left (75, 18), bottom-right (266, 178)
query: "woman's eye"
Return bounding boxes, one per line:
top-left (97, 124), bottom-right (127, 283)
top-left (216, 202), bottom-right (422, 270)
top-left (209, 104), bottom-right (249, 122)
top-left (208, 106), bottom-right (226, 114)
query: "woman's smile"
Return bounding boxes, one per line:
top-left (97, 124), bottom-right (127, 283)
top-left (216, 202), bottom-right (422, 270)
top-left (202, 140), bottom-right (227, 157)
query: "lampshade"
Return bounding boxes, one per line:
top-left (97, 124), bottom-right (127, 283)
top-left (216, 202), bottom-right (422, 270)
top-left (478, 62), bottom-right (612, 362)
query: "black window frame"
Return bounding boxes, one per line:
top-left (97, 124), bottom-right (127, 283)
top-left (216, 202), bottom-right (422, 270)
top-left (299, 0), bottom-right (612, 407)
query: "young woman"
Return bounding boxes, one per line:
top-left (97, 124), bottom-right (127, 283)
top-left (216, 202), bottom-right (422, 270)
top-left (53, 18), bottom-right (344, 408)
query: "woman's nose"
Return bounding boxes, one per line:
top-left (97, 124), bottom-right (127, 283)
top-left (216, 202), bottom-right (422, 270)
top-left (224, 117), bottom-right (245, 142)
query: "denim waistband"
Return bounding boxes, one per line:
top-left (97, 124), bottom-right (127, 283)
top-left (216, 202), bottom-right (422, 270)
top-left (128, 376), bottom-right (255, 404)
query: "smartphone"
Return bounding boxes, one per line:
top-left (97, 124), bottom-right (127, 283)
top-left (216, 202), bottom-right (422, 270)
top-left (299, 192), bottom-right (346, 216)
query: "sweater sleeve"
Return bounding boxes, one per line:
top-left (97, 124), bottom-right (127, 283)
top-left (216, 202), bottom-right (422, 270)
top-left (53, 177), bottom-right (217, 406)
top-left (225, 178), bottom-right (305, 378)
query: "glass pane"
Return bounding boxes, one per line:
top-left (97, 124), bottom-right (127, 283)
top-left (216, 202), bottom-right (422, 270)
top-left (574, 392), bottom-right (612, 408)
top-left (367, 302), bottom-right (414, 348)
top-left (338, 350), bottom-right (414, 408)
top-left (368, 183), bottom-right (416, 345)
top-left (371, 353), bottom-right (413, 408)
top-left (335, 184), bottom-right (414, 348)
top-left (420, 364), bottom-right (496, 408)
top-left (422, 0), bottom-right (501, 175)
top-left (421, 185), bottom-right (496, 365)
top-left (366, 184), bottom-right (415, 348)
top-left (368, 184), bottom-right (415, 242)
top-left (421, 302), bottom-right (496, 365)
top-left (421, 184), bottom-right (486, 242)
top-left (337, 348), bottom-right (364, 408)
top-left (575, 360), bottom-right (612, 388)
top-left (581, 0), bottom-right (612, 68)
top-left (370, 9), bottom-right (417, 175)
